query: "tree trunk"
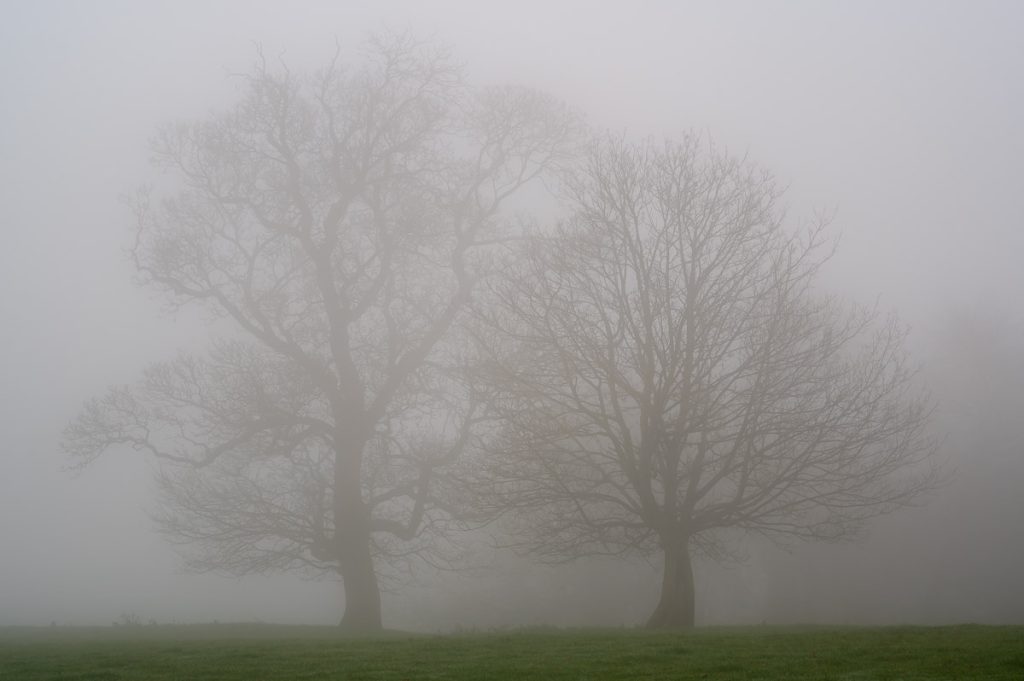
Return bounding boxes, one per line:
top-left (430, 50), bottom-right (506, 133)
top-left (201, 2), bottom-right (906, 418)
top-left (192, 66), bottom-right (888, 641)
top-left (334, 436), bottom-right (383, 632)
top-left (338, 528), bottom-right (382, 631)
top-left (646, 539), bottom-right (695, 629)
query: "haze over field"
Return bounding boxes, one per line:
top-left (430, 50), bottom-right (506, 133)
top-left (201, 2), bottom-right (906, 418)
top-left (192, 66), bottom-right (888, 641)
top-left (1, 0), bottom-right (1022, 629)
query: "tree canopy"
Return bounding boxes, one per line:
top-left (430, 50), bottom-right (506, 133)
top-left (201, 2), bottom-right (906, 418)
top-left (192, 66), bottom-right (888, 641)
top-left (473, 135), bottom-right (936, 627)
top-left (63, 35), bottom-right (579, 630)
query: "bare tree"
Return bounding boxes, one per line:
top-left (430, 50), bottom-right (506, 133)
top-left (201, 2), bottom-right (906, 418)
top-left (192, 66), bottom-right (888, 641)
top-left (62, 35), bottom-right (578, 631)
top-left (475, 134), bottom-right (937, 629)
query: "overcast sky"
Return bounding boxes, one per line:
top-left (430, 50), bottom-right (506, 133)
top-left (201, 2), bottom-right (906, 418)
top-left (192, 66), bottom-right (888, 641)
top-left (1, 0), bottom-right (1022, 628)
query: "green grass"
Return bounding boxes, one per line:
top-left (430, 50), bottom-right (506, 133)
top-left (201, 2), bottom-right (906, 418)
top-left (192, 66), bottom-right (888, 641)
top-left (1, 624), bottom-right (1021, 680)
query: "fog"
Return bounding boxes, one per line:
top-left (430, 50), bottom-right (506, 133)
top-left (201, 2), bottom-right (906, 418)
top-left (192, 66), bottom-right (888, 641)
top-left (1, 0), bottom-right (1022, 629)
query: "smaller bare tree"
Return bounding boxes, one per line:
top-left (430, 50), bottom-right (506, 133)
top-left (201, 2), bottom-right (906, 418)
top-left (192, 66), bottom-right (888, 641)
top-left (475, 134), bottom-right (937, 629)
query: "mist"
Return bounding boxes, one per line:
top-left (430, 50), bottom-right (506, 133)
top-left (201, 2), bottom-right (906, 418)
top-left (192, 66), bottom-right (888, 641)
top-left (2, 0), bottom-right (1022, 630)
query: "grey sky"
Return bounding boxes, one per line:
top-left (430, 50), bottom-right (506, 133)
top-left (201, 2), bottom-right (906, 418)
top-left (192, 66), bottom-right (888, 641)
top-left (1, 0), bottom-right (1022, 627)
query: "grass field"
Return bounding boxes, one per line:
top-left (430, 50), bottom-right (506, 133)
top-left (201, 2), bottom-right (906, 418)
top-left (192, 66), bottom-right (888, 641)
top-left (1, 624), bottom-right (1022, 680)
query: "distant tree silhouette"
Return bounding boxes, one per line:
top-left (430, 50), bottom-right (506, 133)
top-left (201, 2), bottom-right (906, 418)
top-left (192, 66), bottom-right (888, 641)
top-left (63, 34), bottom-right (578, 631)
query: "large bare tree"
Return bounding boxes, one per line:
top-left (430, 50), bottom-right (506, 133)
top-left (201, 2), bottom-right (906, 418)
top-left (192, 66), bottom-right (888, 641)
top-left (475, 135), bottom-right (937, 629)
top-left (62, 36), bottom-right (577, 630)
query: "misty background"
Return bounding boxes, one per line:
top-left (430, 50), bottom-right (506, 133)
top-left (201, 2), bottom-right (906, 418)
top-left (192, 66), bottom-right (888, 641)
top-left (1, 0), bottom-right (1022, 629)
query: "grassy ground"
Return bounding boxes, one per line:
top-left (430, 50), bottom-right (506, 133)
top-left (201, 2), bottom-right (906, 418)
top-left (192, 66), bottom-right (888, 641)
top-left (1, 624), bottom-right (1021, 680)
